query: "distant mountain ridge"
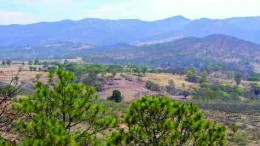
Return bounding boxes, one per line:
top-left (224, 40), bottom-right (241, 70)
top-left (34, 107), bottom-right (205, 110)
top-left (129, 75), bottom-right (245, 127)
top-left (1, 33), bottom-right (260, 73)
top-left (0, 16), bottom-right (260, 46)
top-left (83, 34), bottom-right (260, 72)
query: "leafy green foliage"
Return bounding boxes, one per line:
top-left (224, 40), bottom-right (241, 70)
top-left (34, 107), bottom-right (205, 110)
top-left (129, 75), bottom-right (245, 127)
top-left (195, 101), bottom-right (260, 113)
top-left (66, 63), bottom-right (124, 92)
top-left (29, 66), bottom-right (37, 71)
top-left (34, 59), bottom-right (40, 65)
top-left (141, 66), bottom-right (149, 76)
top-left (145, 81), bottom-right (161, 92)
top-left (106, 96), bottom-right (226, 146)
top-left (166, 80), bottom-right (175, 95)
top-left (234, 74), bottom-right (242, 85)
top-left (186, 68), bottom-right (199, 83)
top-left (14, 69), bottom-right (117, 145)
top-left (0, 138), bottom-right (9, 146)
top-left (108, 90), bottom-right (123, 103)
top-left (17, 115), bottom-right (76, 146)
top-left (199, 73), bottom-right (207, 83)
top-left (193, 83), bottom-right (245, 101)
top-left (248, 73), bottom-right (260, 81)
top-left (107, 65), bottom-right (124, 73)
top-left (0, 85), bottom-right (21, 99)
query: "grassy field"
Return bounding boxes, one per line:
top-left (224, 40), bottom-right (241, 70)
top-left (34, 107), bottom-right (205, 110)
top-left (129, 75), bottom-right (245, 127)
top-left (142, 73), bottom-right (197, 90)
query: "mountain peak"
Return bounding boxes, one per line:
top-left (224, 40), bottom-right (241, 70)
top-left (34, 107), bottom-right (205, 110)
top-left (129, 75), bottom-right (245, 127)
top-left (155, 15), bottom-right (190, 22)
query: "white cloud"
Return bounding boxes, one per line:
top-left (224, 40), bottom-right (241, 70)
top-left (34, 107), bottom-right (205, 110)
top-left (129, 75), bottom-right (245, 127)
top-left (85, 0), bottom-right (260, 20)
top-left (0, 11), bottom-right (39, 25)
top-left (12, 0), bottom-right (72, 7)
top-left (9, 0), bottom-right (74, 9)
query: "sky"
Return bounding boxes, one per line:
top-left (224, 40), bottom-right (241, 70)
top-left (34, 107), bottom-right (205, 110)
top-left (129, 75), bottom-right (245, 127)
top-left (0, 0), bottom-right (260, 25)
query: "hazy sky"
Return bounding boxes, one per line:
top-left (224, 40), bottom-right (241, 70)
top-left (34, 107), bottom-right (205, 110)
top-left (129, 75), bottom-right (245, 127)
top-left (0, 0), bottom-right (260, 25)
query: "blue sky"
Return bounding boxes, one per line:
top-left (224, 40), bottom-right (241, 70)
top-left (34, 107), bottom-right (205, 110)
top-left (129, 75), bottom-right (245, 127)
top-left (0, 0), bottom-right (260, 25)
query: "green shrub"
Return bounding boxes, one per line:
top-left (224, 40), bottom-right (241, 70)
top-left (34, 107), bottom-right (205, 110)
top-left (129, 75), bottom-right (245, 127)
top-left (108, 90), bottom-right (123, 102)
top-left (145, 80), bottom-right (161, 92)
top-left (166, 80), bottom-right (175, 95)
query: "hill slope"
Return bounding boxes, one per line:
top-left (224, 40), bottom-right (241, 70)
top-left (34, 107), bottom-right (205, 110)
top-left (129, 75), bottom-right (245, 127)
top-left (84, 34), bottom-right (260, 71)
top-left (0, 16), bottom-right (260, 46)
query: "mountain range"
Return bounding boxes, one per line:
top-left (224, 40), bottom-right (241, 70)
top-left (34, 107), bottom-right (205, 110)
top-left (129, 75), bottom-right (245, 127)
top-left (0, 16), bottom-right (260, 73)
top-left (0, 16), bottom-right (260, 46)
top-left (84, 34), bottom-right (260, 71)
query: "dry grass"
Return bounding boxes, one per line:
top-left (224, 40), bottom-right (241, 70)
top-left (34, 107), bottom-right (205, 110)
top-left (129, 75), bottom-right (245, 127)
top-left (40, 57), bottom-right (84, 64)
top-left (0, 66), bottom-right (48, 84)
top-left (142, 73), bottom-right (198, 90)
top-left (208, 73), bottom-right (260, 89)
top-left (204, 110), bottom-right (260, 145)
top-left (64, 57), bottom-right (84, 64)
top-left (99, 73), bottom-right (199, 102)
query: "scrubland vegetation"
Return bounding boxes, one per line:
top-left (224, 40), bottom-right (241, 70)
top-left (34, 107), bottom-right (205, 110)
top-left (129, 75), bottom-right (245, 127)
top-left (0, 60), bottom-right (259, 146)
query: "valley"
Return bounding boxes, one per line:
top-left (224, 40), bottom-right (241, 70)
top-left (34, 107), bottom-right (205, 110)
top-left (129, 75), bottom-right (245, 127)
top-left (0, 4), bottom-right (260, 144)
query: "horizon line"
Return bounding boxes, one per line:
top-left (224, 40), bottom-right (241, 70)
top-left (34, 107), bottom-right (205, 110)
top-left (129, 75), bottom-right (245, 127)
top-left (2, 15), bottom-right (260, 26)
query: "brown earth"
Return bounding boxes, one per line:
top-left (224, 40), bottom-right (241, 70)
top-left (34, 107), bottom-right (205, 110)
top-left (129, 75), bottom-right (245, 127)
top-left (99, 73), bottom-right (195, 101)
top-left (99, 77), bottom-right (154, 102)
top-left (0, 66), bottom-right (48, 85)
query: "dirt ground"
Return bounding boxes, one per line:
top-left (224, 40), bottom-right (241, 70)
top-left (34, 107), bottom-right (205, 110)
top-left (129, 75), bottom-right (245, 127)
top-left (99, 73), bottom-right (195, 101)
top-left (0, 66), bottom-right (48, 85)
top-left (0, 67), bottom-right (191, 101)
top-left (99, 77), bottom-right (154, 102)
top-left (142, 73), bottom-right (197, 90)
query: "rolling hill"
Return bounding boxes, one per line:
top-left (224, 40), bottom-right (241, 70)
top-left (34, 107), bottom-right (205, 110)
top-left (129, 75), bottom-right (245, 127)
top-left (84, 34), bottom-right (260, 72)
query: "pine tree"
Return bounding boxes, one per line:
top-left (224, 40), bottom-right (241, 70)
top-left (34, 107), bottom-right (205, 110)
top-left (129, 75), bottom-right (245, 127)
top-left (16, 115), bottom-right (76, 146)
top-left (0, 138), bottom-right (9, 146)
top-left (186, 67), bottom-right (198, 83)
top-left (14, 69), bottom-right (117, 145)
top-left (1, 60), bottom-right (6, 66)
top-left (106, 96), bottom-right (226, 146)
top-left (108, 90), bottom-right (123, 102)
top-left (235, 74), bottom-right (242, 86)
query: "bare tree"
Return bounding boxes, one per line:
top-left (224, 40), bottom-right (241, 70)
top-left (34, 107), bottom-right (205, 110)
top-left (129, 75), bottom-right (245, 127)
top-left (0, 69), bottom-right (24, 144)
